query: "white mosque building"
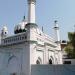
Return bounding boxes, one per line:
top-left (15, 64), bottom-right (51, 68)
top-left (0, 0), bottom-right (62, 75)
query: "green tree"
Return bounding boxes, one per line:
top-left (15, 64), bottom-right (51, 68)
top-left (65, 32), bottom-right (75, 58)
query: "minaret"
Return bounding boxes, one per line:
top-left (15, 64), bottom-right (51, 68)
top-left (54, 21), bottom-right (63, 64)
top-left (54, 20), bottom-right (60, 43)
top-left (28, 0), bottom-right (36, 23)
top-left (1, 25), bottom-right (8, 39)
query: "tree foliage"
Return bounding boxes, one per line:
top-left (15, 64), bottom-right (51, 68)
top-left (65, 32), bottom-right (75, 58)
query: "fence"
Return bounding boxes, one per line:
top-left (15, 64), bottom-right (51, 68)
top-left (31, 65), bottom-right (75, 75)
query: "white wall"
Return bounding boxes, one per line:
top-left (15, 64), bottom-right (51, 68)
top-left (0, 43), bottom-right (30, 75)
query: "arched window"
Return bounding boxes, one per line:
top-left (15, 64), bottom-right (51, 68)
top-left (7, 55), bottom-right (19, 74)
top-left (36, 60), bottom-right (40, 64)
top-left (49, 59), bottom-right (52, 64)
top-left (49, 56), bottom-right (54, 64)
top-left (36, 57), bottom-right (42, 64)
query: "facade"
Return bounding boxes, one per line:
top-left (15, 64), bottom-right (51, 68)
top-left (0, 0), bottom-right (62, 75)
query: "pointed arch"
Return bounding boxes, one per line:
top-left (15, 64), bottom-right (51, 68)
top-left (7, 55), bottom-right (19, 75)
top-left (49, 56), bottom-right (54, 64)
top-left (8, 55), bottom-right (17, 64)
top-left (36, 57), bottom-right (42, 64)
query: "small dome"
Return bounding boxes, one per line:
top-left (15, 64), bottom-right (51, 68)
top-left (14, 20), bottom-right (27, 34)
top-left (1, 25), bottom-right (8, 37)
top-left (2, 25), bottom-right (8, 31)
top-left (20, 21), bottom-right (27, 29)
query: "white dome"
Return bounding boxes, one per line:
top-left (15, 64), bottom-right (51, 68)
top-left (20, 21), bottom-right (27, 30)
top-left (1, 25), bottom-right (8, 36)
top-left (14, 20), bottom-right (27, 34)
top-left (3, 26), bottom-right (8, 31)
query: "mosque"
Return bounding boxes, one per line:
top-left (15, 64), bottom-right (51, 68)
top-left (0, 0), bottom-right (62, 75)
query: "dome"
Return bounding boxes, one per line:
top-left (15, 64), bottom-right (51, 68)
top-left (14, 20), bottom-right (27, 34)
top-left (1, 25), bottom-right (8, 37)
top-left (20, 21), bottom-right (27, 29)
top-left (2, 25), bottom-right (8, 31)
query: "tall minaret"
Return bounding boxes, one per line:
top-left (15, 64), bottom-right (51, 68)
top-left (54, 21), bottom-right (63, 64)
top-left (54, 20), bottom-right (60, 43)
top-left (28, 0), bottom-right (36, 23)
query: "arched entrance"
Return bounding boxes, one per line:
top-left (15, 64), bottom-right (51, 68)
top-left (49, 59), bottom-right (52, 64)
top-left (7, 55), bottom-right (20, 75)
top-left (49, 56), bottom-right (54, 64)
top-left (36, 57), bottom-right (42, 64)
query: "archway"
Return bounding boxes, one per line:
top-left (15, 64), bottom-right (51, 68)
top-left (49, 59), bottom-right (52, 64)
top-left (49, 56), bottom-right (54, 64)
top-left (36, 57), bottom-right (42, 64)
top-left (7, 55), bottom-right (19, 75)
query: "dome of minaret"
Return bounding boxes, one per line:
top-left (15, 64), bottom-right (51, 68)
top-left (1, 25), bottom-right (8, 38)
top-left (2, 25), bottom-right (8, 31)
top-left (14, 16), bottom-right (27, 34)
top-left (28, 0), bottom-right (36, 4)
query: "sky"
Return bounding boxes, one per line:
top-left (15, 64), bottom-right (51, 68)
top-left (0, 0), bottom-right (75, 40)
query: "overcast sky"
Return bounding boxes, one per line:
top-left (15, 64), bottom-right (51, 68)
top-left (0, 0), bottom-right (75, 40)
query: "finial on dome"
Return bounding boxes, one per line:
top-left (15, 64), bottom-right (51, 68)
top-left (22, 15), bottom-right (25, 21)
top-left (14, 17), bottom-right (27, 34)
top-left (23, 15), bottom-right (25, 20)
top-left (28, 0), bottom-right (36, 4)
top-left (54, 20), bottom-right (59, 28)
top-left (42, 26), bottom-right (43, 32)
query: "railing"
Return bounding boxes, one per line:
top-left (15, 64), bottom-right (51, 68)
top-left (1, 32), bottom-right (27, 45)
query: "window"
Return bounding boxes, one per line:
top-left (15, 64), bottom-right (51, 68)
top-left (5, 32), bottom-right (7, 34)
top-left (5, 40), bottom-right (7, 43)
top-left (49, 59), bottom-right (52, 64)
top-left (4, 40), bottom-right (5, 43)
top-left (17, 37), bottom-right (19, 40)
top-left (20, 36), bottom-right (21, 40)
top-left (49, 56), bottom-right (54, 64)
top-left (36, 57), bottom-right (42, 64)
top-left (63, 61), bottom-right (71, 64)
top-left (36, 60), bottom-right (41, 64)
top-left (22, 36), bottom-right (24, 39)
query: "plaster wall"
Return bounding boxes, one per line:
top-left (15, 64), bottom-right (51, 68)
top-left (0, 42), bottom-right (30, 75)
